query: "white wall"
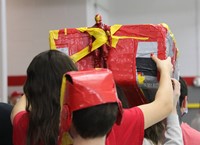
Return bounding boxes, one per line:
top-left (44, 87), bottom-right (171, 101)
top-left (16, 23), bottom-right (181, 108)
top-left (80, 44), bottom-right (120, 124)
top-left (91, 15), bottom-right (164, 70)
top-left (0, 0), bottom-right (2, 102)
top-left (6, 0), bottom-right (200, 77)
top-left (86, 0), bottom-right (109, 26)
top-left (0, 0), bottom-right (8, 102)
top-left (196, 0), bottom-right (200, 76)
top-left (108, 0), bottom-right (200, 76)
top-left (7, 0), bottom-right (88, 75)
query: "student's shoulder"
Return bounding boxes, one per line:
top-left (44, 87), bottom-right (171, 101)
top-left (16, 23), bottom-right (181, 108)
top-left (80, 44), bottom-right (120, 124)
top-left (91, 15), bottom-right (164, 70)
top-left (11, 95), bottom-right (27, 124)
top-left (12, 111), bottom-right (29, 126)
top-left (124, 106), bottom-right (143, 115)
top-left (121, 107), bottom-right (144, 123)
top-left (181, 122), bottom-right (200, 135)
top-left (109, 107), bottom-right (145, 145)
top-left (181, 122), bottom-right (200, 144)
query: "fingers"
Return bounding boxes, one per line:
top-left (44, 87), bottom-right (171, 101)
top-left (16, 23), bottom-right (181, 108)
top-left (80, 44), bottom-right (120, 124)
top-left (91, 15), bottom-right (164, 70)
top-left (166, 57), bottom-right (173, 71)
top-left (171, 78), bottom-right (181, 113)
top-left (171, 78), bottom-right (180, 87)
top-left (150, 54), bottom-right (158, 63)
top-left (166, 56), bottom-right (171, 61)
top-left (151, 55), bottom-right (172, 63)
top-left (151, 55), bottom-right (173, 74)
top-left (171, 78), bottom-right (181, 99)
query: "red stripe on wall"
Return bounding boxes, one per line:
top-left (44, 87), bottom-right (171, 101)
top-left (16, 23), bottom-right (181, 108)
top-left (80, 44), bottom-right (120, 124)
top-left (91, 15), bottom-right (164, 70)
top-left (7, 76), bottom-right (196, 86)
top-left (182, 77), bottom-right (195, 86)
top-left (8, 76), bottom-right (27, 86)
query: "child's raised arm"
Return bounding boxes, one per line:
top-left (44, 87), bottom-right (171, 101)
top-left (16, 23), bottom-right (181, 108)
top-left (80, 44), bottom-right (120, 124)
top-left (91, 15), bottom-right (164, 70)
top-left (138, 55), bottom-right (174, 129)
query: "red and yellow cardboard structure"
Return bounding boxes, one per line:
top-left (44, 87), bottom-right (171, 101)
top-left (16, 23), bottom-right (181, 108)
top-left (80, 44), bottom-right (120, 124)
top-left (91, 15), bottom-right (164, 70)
top-left (49, 15), bottom-right (179, 107)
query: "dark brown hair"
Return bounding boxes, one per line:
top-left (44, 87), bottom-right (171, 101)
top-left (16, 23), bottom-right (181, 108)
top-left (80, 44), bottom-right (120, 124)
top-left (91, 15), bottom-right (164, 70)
top-left (144, 121), bottom-right (165, 144)
top-left (24, 50), bottom-right (77, 145)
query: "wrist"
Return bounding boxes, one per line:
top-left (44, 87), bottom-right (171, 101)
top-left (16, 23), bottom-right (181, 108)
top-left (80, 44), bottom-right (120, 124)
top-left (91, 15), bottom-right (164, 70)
top-left (171, 108), bottom-right (177, 114)
top-left (160, 69), bottom-right (171, 76)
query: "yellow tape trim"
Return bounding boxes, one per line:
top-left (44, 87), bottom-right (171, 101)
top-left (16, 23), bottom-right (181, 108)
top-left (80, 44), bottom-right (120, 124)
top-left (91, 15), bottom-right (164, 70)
top-left (60, 75), bottom-right (66, 110)
top-left (188, 103), bottom-right (200, 109)
top-left (71, 26), bottom-right (148, 62)
top-left (161, 23), bottom-right (179, 57)
top-left (161, 23), bottom-right (176, 43)
top-left (70, 27), bottom-right (108, 62)
top-left (50, 25), bottom-right (149, 62)
top-left (70, 46), bottom-right (90, 62)
top-left (49, 30), bottom-right (59, 50)
top-left (110, 24), bottom-right (149, 48)
top-left (60, 76), bottom-right (74, 145)
top-left (61, 132), bottom-right (73, 145)
top-left (77, 27), bottom-right (108, 51)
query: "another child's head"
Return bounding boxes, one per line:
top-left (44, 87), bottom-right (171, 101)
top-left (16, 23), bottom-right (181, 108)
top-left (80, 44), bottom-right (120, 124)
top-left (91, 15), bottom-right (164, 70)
top-left (24, 50), bottom-right (77, 110)
top-left (73, 103), bottom-right (118, 138)
top-left (179, 77), bottom-right (188, 116)
top-left (179, 77), bottom-right (188, 107)
top-left (24, 50), bottom-right (78, 145)
top-left (59, 69), bottom-right (122, 142)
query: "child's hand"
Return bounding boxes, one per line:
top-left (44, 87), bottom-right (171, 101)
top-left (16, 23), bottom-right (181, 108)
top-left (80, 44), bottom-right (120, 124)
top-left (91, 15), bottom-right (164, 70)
top-left (151, 54), bottom-right (173, 76)
top-left (171, 78), bottom-right (181, 113)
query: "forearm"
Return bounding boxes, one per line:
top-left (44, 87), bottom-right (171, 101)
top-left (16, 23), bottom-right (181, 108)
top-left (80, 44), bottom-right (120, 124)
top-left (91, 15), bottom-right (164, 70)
top-left (138, 72), bottom-right (173, 129)
top-left (139, 55), bottom-right (174, 129)
top-left (154, 71), bottom-right (173, 114)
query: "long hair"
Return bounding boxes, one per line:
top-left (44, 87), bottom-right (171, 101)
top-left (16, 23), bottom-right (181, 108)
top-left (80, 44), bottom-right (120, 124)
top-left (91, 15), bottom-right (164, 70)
top-left (142, 88), bottom-right (165, 144)
top-left (144, 121), bottom-right (165, 144)
top-left (24, 50), bottom-right (77, 145)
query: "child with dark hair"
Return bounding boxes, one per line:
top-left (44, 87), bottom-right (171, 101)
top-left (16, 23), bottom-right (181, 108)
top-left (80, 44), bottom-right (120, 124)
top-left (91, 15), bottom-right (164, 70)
top-left (179, 77), bottom-right (200, 145)
top-left (11, 50), bottom-right (78, 145)
top-left (179, 77), bottom-right (188, 116)
top-left (59, 68), bottom-right (122, 145)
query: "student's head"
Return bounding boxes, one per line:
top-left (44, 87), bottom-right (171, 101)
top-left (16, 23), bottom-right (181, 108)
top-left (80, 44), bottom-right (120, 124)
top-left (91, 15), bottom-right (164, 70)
top-left (73, 103), bottom-right (118, 138)
top-left (24, 50), bottom-right (77, 145)
top-left (59, 69), bottom-right (122, 142)
top-left (179, 77), bottom-right (188, 116)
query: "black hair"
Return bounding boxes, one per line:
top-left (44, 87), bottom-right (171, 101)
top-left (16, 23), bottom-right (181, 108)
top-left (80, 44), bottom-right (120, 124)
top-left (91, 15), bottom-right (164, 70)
top-left (179, 77), bottom-right (188, 107)
top-left (72, 103), bottom-right (118, 138)
top-left (24, 50), bottom-right (77, 145)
